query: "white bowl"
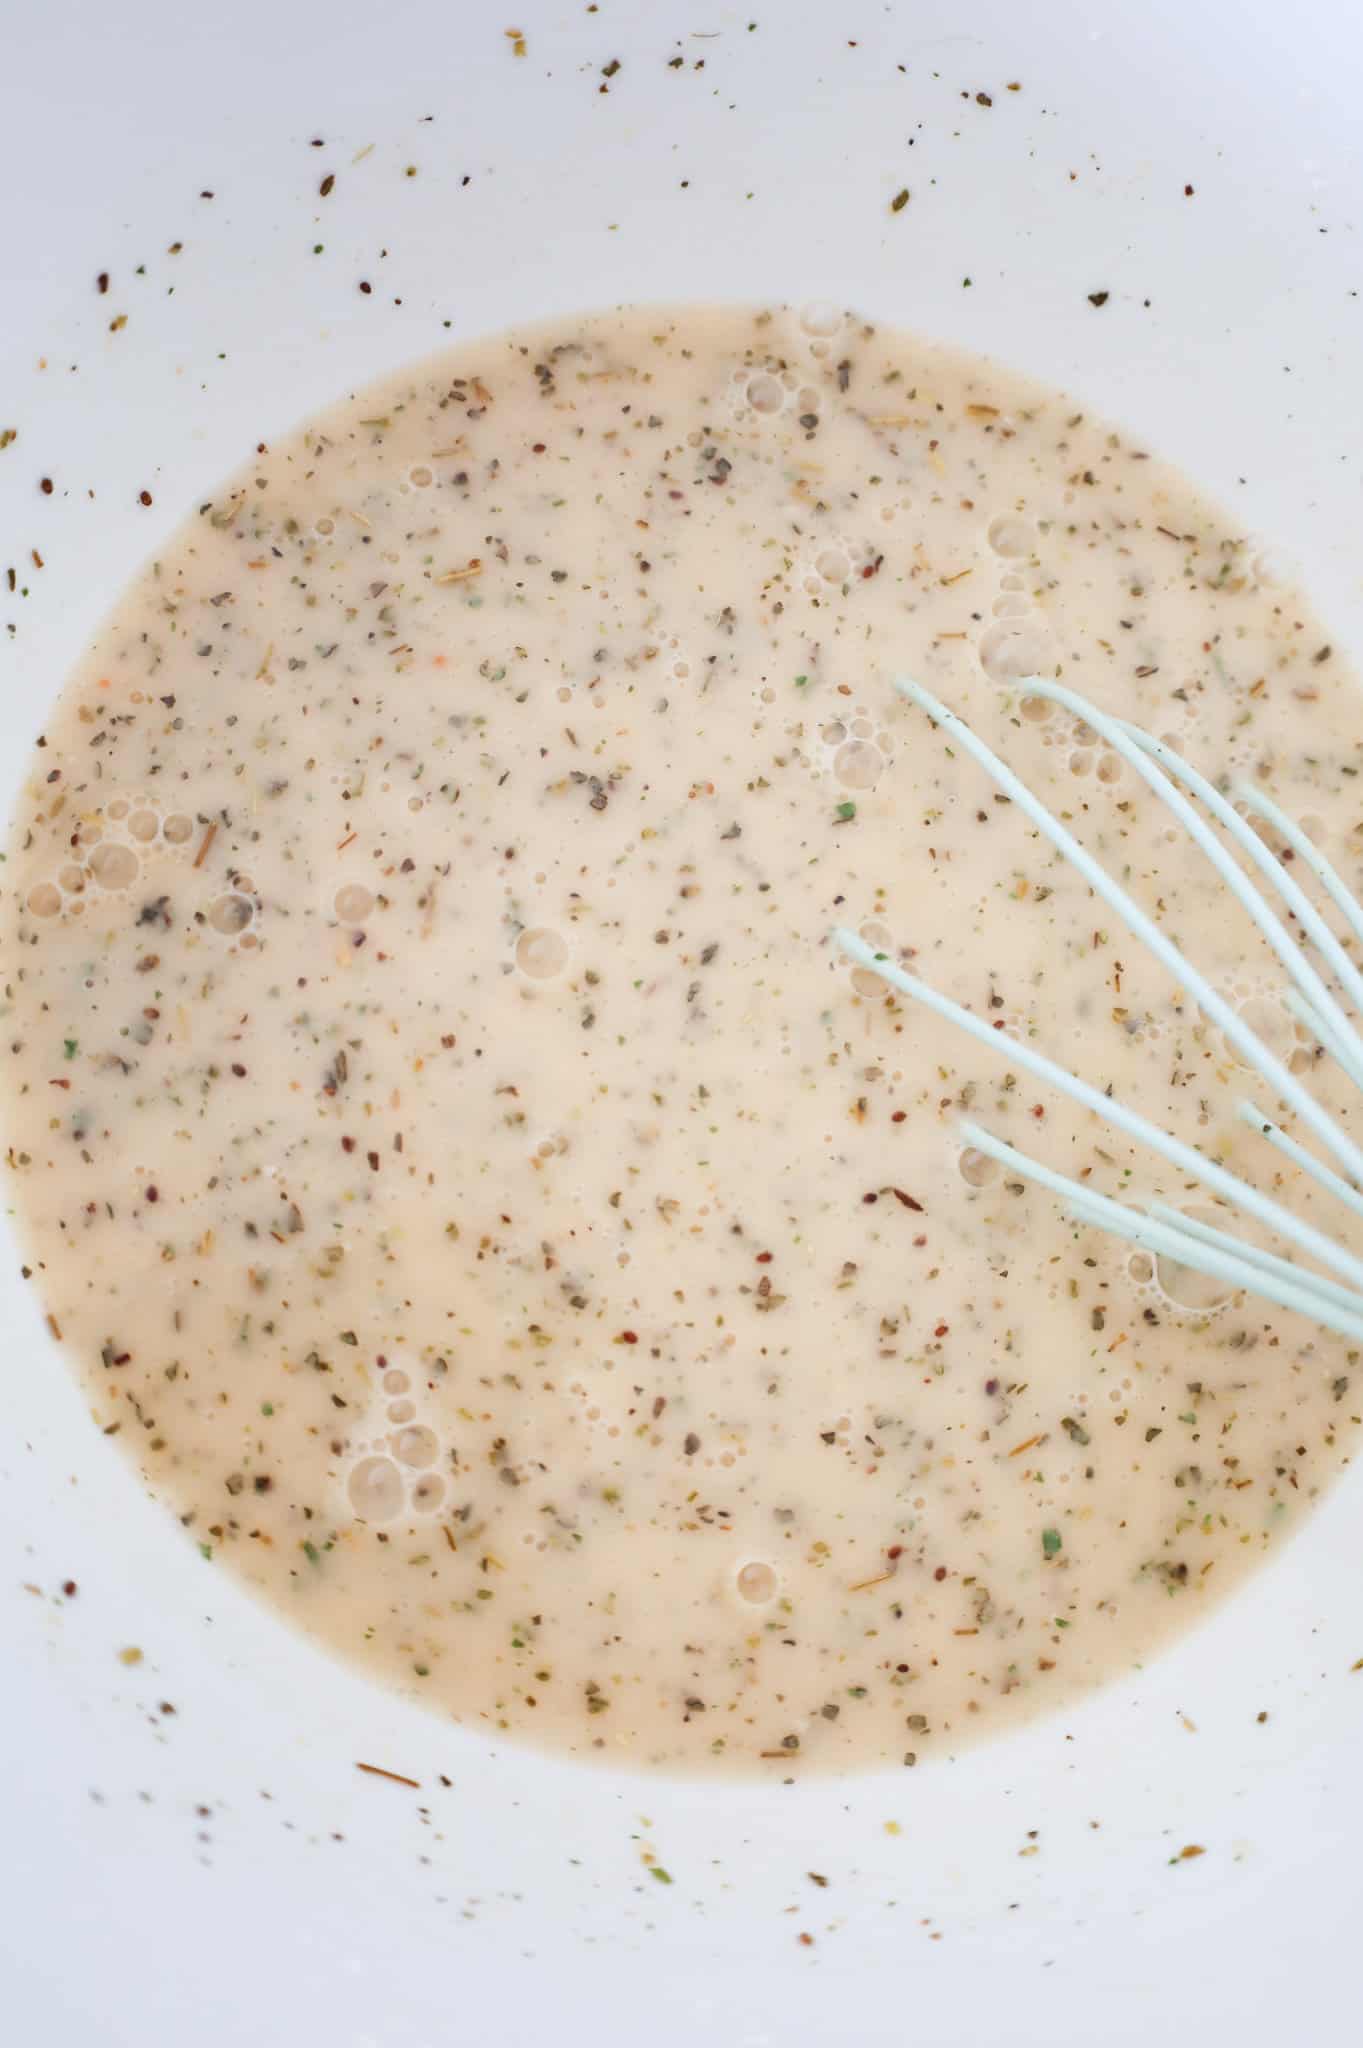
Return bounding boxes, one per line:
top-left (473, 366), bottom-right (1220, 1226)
top-left (4, 4), bottom-right (1361, 2041)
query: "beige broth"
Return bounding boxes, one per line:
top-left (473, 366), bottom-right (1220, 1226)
top-left (3, 304), bottom-right (1359, 1776)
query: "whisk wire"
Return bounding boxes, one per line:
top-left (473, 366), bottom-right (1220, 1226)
top-left (832, 676), bottom-right (1363, 1343)
top-left (895, 677), bottom-right (1363, 1187)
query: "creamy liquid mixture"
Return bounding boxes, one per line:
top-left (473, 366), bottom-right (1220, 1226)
top-left (4, 304), bottom-right (1360, 1776)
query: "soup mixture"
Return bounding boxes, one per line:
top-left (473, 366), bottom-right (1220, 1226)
top-left (3, 305), bottom-right (1359, 1775)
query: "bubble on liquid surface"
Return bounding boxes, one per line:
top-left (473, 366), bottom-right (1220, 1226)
top-left (411, 1473), bottom-right (446, 1512)
top-left (27, 882), bottom-right (62, 918)
top-left (208, 893), bottom-right (254, 936)
top-left (736, 1559), bottom-right (778, 1604)
top-left (386, 1398), bottom-right (416, 1425)
top-left (1226, 992), bottom-right (1314, 1074)
top-left (163, 814), bottom-right (194, 845)
top-left (383, 1368), bottom-right (410, 1395)
top-left (987, 515), bottom-right (1037, 559)
top-left (88, 842), bottom-right (139, 890)
top-left (128, 810), bottom-right (159, 843)
top-left (978, 617), bottom-right (1059, 687)
top-left (408, 464), bottom-right (433, 488)
top-left (516, 926), bottom-right (568, 978)
top-left (993, 593), bottom-right (1031, 619)
top-left (849, 919), bottom-right (894, 997)
top-left (800, 302), bottom-right (843, 339)
top-left (834, 740), bottom-right (882, 790)
top-left (959, 1146), bottom-right (999, 1188)
top-left (347, 1455), bottom-right (404, 1522)
top-left (1156, 1208), bottom-right (1237, 1311)
top-left (334, 883), bottom-right (375, 924)
top-left (58, 864), bottom-right (86, 894)
top-left (816, 548), bottom-right (849, 584)
top-left (392, 1424), bottom-right (438, 1469)
top-left (747, 374), bottom-right (784, 415)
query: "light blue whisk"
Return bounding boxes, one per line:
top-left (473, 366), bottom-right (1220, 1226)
top-left (834, 677), bottom-right (1363, 1342)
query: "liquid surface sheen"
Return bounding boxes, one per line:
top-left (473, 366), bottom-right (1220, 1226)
top-left (4, 304), bottom-right (1359, 1776)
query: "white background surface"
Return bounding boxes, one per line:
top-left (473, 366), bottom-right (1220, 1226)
top-left (2, 3), bottom-right (1362, 2040)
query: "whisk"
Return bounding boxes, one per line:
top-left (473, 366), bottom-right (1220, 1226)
top-left (834, 677), bottom-right (1363, 1342)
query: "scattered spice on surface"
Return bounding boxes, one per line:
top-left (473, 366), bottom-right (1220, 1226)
top-left (5, 300), bottom-right (1357, 1783)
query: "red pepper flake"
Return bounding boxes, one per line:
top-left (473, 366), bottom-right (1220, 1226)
top-left (366, 1150), bottom-right (380, 1172)
top-left (320, 173), bottom-right (335, 197)
top-left (62, 1579), bottom-right (78, 1597)
top-left (342, 1136), bottom-right (356, 1153)
top-left (1030, 1104), bottom-right (1045, 1119)
top-left (862, 1191), bottom-right (878, 1205)
top-left (887, 1544), bottom-right (903, 1560)
top-left (891, 1109), bottom-right (907, 1123)
top-left (797, 1931), bottom-right (815, 1947)
top-left (40, 477), bottom-right (53, 495)
top-left (934, 1323), bottom-right (949, 1337)
top-left (890, 1188), bottom-right (923, 1212)
top-left (616, 1330), bottom-right (639, 1344)
top-left (96, 272), bottom-right (109, 294)
top-left (145, 1185), bottom-right (160, 1203)
top-left (358, 280), bottom-right (372, 295)
top-left (138, 490), bottom-right (153, 507)
top-left (755, 1250), bottom-right (773, 1264)
top-left (1087, 290), bottom-right (1110, 308)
